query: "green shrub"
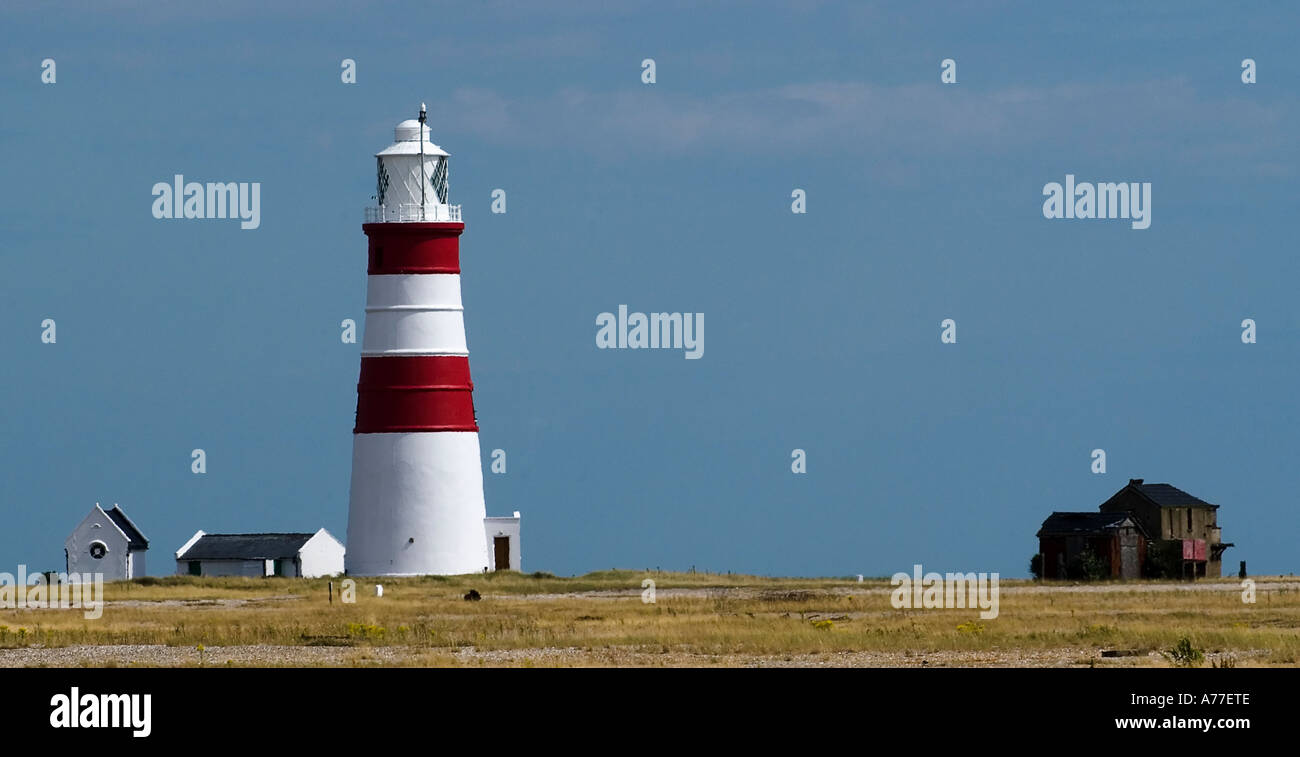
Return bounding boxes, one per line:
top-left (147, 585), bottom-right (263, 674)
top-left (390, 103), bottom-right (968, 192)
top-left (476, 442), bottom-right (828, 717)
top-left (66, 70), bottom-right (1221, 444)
top-left (1067, 549), bottom-right (1109, 580)
top-left (1164, 637), bottom-right (1204, 667)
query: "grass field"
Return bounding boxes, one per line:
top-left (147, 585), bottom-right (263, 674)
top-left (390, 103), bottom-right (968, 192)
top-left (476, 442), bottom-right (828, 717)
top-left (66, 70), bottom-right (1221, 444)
top-left (2, 570), bottom-right (1297, 667)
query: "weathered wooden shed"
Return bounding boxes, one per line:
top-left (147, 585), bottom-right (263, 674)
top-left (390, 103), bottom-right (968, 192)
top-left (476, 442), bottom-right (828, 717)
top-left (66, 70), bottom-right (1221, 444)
top-left (1037, 511), bottom-right (1147, 580)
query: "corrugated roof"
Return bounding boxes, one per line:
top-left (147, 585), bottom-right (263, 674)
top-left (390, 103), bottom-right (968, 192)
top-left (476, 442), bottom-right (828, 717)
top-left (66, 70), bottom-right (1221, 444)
top-left (104, 506), bottom-right (149, 550)
top-left (1038, 511), bottom-right (1138, 537)
top-left (180, 533), bottom-right (313, 561)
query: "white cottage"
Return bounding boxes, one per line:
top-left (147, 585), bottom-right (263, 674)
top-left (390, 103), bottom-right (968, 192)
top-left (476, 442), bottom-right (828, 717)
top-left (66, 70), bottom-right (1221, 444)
top-left (66, 503), bottom-right (149, 581)
top-left (174, 529), bottom-right (345, 578)
top-left (484, 512), bottom-right (522, 572)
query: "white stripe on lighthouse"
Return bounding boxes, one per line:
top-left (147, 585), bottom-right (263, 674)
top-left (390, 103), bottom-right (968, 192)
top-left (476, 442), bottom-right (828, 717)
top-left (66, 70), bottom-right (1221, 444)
top-left (365, 273), bottom-right (464, 310)
top-left (346, 431), bottom-right (489, 576)
top-left (361, 273), bottom-right (470, 357)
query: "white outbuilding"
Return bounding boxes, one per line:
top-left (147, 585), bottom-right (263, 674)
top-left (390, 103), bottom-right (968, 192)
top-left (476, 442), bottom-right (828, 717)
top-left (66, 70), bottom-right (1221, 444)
top-left (484, 512), bottom-right (522, 572)
top-left (174, 528), bottom-right (345, 578)
top-left (66, 503), bottom-right (149, 581)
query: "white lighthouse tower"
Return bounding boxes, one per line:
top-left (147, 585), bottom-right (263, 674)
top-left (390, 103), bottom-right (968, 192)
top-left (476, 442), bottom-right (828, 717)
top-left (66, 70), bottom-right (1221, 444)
top-left (345, 106), bottom-right (498, 576)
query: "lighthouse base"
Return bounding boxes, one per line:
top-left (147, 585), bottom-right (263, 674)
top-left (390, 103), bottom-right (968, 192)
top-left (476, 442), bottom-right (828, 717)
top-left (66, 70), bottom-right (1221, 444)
top-left (345, 431), bottom-right (490, 576)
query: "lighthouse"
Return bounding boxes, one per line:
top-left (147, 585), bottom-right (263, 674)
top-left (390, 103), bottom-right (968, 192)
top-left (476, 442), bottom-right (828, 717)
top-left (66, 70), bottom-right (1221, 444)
top-left (346, 106), bottom-right (516, 576)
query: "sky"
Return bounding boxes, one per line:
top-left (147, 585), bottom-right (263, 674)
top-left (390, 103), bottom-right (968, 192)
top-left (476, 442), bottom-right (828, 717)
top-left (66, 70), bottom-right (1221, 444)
top-left (1, 1), bottom-right (1297, 578)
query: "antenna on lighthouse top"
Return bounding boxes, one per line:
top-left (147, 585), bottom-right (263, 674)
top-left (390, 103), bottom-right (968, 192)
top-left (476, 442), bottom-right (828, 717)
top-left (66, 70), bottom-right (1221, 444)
top-left (418, 103), bottom-right (427, 220)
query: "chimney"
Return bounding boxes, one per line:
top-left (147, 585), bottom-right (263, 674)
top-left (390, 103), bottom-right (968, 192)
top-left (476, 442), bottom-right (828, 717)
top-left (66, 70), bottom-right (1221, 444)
top-left (1129, 478), bottom-right (1144, 486)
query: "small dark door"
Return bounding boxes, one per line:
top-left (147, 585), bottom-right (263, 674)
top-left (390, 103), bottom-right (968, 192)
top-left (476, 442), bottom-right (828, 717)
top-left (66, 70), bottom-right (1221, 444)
top-left (493, 537), bottom-right (510, 571)
top-left (273, 559), bottom-right (285, 577)
top-left (188, 561), bottom-right (201, 576)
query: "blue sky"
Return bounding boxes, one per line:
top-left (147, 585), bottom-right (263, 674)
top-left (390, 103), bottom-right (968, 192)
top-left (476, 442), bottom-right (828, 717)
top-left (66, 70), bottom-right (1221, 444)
top-left (1, 1), bottom-right (1297, 577)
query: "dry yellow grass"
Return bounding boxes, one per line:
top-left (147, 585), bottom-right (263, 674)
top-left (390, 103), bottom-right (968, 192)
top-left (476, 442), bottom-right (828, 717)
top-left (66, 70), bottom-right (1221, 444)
top-left (2, 571), bottom-right (1297, 667)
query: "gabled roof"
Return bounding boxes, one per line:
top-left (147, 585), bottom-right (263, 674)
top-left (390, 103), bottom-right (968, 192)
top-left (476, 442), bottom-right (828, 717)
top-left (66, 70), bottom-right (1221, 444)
top-left (1038, 511), bottom-right (1145, 538)
top-left (1127, 479), bottom-right (1218, 509)
top-left (103, 505), bottom-right (149, 550)
top-left (178, 533), bottom-right (314, 561)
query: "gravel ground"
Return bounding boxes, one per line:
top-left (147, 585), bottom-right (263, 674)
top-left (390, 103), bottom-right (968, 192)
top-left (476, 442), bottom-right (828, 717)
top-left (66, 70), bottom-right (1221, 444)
top-left (0, 643), bottom-right (1265, 668)
top-left (0, 644), bottom-right (391, 667)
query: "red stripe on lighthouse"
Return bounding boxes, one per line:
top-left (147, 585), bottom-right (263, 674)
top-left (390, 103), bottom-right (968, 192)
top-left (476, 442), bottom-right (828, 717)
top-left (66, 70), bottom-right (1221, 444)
top-left (364, 222), bottom-right (465, 274)
top-left (354, 355), bottom-right (478, 432)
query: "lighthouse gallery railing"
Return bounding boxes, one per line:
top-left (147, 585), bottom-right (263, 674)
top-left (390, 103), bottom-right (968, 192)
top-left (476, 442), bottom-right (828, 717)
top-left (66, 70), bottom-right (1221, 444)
top-left (364, 204), bottom-right (462, 223)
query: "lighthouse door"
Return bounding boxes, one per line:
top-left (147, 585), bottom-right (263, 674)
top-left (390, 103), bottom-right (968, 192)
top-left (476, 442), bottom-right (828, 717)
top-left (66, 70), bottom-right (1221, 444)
top-left (493, 537), bottom-right (510, 571)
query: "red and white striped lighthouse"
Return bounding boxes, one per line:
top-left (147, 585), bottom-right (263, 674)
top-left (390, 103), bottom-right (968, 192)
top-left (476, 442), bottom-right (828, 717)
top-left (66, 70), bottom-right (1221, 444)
top-left (345, 106), bottom-right (491, 576)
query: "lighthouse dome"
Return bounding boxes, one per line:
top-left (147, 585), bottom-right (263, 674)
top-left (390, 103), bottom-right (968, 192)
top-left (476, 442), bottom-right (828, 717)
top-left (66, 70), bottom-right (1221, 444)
top-left (378, 120), bottom-right (450, 157)
top-left (394, 119), bottom-right (428, 142)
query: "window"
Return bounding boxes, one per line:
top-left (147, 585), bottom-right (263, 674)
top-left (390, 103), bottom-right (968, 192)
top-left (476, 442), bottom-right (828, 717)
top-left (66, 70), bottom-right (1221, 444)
top-left (1186, 508), bottom-right (1193, 532)
top-left (431, 157), bottom-right (449, 204)
top-left (376, 158), bottom-right (389, 205)
top-left (88, 541), bottom-right (107, 560)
